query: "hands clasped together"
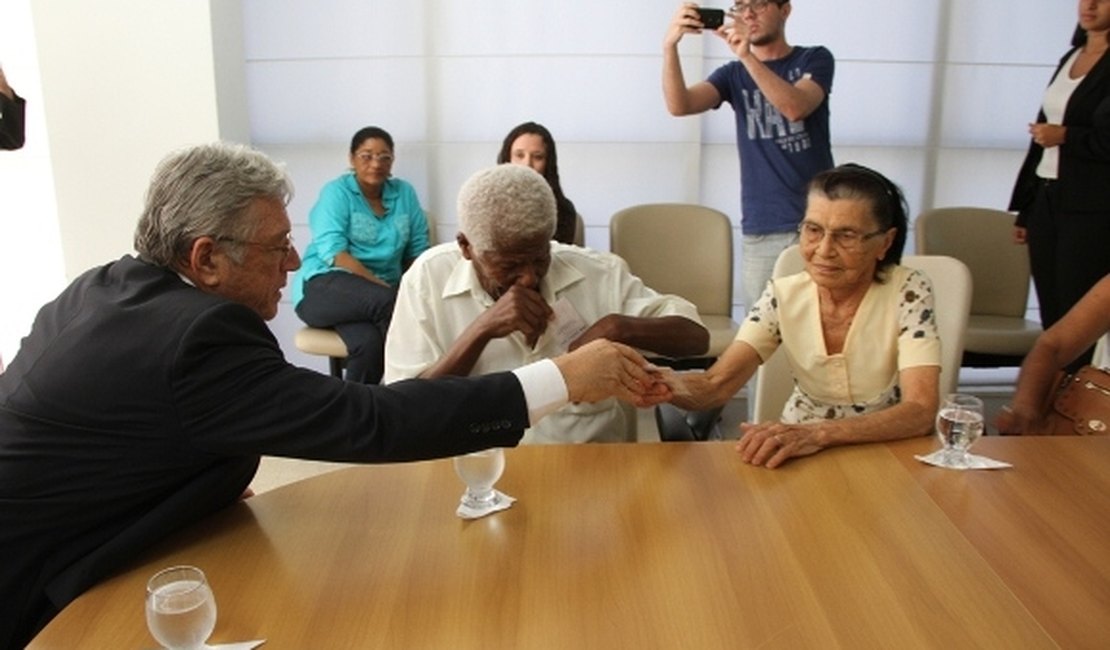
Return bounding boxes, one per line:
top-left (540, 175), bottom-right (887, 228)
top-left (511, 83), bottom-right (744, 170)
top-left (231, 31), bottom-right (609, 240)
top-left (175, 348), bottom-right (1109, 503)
top-left (554, 339), bottom-right (674, 408)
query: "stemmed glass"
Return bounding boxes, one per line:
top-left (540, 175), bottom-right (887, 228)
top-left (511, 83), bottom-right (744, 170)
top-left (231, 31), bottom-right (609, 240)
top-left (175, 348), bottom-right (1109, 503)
top-left (453, 447), bottom-right (505, 510)
top-left (145, 565), bottom-right (217, 650)
top-left (934, 393), bottom-right (985, 468)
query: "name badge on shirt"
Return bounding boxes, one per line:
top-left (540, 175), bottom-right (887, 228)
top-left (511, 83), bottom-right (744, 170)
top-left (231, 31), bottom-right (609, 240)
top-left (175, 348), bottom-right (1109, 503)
top-left (549, 298), bottom-right (589, 353)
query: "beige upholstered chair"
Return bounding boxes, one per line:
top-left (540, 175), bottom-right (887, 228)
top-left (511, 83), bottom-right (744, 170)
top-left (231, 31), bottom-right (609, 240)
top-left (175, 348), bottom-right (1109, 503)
top-left (752, 245), bottom-right (972, 423)
top-left (294, 327), bottom-right (348, 378)
top-left (573, 213), bottom-right (585, 247)
top-left (914, 207), bottom-right (1042, 367)
top-left (294, 213), bottom-right (437, 379)
top-left (609, 203), bottom-right (739, 364)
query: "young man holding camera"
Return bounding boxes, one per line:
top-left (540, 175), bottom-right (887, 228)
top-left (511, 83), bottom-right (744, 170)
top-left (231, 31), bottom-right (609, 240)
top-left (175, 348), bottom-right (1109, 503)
top-left (662, 1), bottom-right (834, 309)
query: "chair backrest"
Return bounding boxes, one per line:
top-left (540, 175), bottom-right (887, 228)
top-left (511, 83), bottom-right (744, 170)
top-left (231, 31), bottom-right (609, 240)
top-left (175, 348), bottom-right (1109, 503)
top-left (914, 207), bottom-right (1027, 317)
top-left (752, 245), bottom-right (971, 422)
top-left (609, 203), bottom-right (733, 317)
top-left (424, 210), bottom-right (437, 244)
top-left (573, 213), bottom-right (585, 247)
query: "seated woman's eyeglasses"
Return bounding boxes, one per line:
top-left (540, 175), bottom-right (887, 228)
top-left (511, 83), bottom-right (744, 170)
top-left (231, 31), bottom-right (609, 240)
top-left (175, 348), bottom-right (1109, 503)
top-left (797, 221), bottom-right (886, 251)
top-left (355, 151), bottom-right (395, 164)
top-left (729, 0), bottom-right (781, 16)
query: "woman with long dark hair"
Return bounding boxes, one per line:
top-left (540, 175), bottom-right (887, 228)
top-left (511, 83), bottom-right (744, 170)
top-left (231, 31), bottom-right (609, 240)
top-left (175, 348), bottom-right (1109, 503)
top-left (497, 121), bottom-right (578, 245)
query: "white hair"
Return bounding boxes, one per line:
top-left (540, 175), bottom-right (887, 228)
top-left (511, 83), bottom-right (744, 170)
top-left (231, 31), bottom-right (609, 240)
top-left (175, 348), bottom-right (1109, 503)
top-left (457, 164), bottom-right (556, 253)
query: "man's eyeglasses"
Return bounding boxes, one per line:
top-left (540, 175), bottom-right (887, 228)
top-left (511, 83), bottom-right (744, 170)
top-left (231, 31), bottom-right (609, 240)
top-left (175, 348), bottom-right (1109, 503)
top-left (729, 0), bottom-right (785, 16)
top-left (797, 221), bottom-right (887, 252)
top-left (354, 151), bottom-right (395, 165)
top-left (219, 233), bottom-right (296, 259)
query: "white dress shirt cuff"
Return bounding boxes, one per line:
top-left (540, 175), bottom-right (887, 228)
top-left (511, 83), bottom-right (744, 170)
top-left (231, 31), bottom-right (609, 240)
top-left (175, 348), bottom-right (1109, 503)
top-left (511, 359), bottom-right (569, 426)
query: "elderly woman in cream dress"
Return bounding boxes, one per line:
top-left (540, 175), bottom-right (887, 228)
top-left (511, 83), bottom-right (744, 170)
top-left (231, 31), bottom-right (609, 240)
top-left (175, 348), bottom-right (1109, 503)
top-left (671, 164), bottom-right (941, 468)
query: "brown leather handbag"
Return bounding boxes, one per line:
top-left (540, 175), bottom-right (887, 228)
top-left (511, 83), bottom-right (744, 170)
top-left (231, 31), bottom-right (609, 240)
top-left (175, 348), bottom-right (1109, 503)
top-left (1044, 365), bottom-right (1110, 435)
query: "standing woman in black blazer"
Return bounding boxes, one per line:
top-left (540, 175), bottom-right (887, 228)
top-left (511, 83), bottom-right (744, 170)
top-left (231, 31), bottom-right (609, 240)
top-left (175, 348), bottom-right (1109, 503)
top-left (1009, 2), bottom-right (1110, 371)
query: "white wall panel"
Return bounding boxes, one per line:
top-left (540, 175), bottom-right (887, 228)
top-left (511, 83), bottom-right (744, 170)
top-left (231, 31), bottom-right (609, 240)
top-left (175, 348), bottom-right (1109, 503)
top-left (947, 1), bottom-right (1077, 64)
top-left (829, 61), bottom-right (936, 146)
top-left (570, 142), bottom-right (704, 218)
top-left (242, 0), bottom-right (426, 59)
top-left (426, 142), bottom-right (502, 227)
top-left (432, 0), bottom-right (677, 56)
top-left (697, 144), bottom-right (742, 218)
top-left (932, 148), bottom-right (1027, 211)
top-left (247, 59), bottom-right (428, 143)
top-left (939, 64), bottom-right (1062, 148)
top-left (794, 1), bottom-right (940, 62)
top-left (432, 57), bottom-right (687, 142)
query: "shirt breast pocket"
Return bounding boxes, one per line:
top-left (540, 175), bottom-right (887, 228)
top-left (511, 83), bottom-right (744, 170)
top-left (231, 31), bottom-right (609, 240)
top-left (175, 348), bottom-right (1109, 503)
top-left (394, 216), bottom-right (411, 243)
top-left (350, 213), bottom-right (380, 245)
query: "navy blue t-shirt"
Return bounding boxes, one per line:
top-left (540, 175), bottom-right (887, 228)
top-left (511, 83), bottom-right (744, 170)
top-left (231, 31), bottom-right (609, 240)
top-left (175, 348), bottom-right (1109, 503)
top-left (708, 46), bottom-right (835, 234)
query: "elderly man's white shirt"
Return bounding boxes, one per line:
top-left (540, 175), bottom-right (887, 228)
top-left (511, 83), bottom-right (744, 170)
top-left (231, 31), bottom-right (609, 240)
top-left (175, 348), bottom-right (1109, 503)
top-left (384, 242), bottom-right (703, 443)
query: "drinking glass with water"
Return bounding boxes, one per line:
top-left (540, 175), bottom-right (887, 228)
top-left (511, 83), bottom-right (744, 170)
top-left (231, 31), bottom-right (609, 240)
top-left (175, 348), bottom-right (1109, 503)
top-left (453, 447), bottom-right (506, 510)
top-left (145, 565), bottom-right (217, 650)
top-left (935, 394), bottom-right (985, 468)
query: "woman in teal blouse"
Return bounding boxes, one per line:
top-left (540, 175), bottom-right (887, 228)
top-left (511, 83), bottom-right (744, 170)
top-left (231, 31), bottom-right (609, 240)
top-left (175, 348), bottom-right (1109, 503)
top-left (294, 126), bottom-right (431, 383)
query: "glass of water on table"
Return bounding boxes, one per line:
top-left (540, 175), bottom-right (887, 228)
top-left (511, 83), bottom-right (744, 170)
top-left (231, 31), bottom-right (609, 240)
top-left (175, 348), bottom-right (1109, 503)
top-left (935, 393), bottom-right (985, 468)
top-left (145, 565), bottom-right (217, 650)
top-left (454, 447), bottom-right (506, 511)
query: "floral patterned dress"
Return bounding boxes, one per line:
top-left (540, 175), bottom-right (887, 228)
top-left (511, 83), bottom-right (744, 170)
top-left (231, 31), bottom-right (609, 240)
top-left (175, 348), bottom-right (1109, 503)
top-left (739, 265), bottom-right (940, 424)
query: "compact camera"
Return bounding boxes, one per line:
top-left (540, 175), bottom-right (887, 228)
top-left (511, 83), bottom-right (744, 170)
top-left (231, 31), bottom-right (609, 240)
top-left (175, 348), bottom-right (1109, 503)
top-left (696, 8), bottom-right (725, 29)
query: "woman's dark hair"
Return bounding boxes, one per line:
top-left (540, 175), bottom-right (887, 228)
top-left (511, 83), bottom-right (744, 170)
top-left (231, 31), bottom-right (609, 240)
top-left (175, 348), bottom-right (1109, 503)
top-left (807, 163), bottom-right (909, 280)
top-left (350, 126), bottom-right (394, 154)
top-left (497, 122), bottom-right (577, 244)
top-left (1072, 23), bottom-right (1086, 48)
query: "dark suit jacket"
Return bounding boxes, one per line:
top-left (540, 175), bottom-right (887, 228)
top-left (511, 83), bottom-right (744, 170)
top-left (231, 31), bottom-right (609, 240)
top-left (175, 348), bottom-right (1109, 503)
top-left (0, 91), bottom-right (25, 150)
top-left (0, 255), bottom-right (529, 649)
top-left (1009, 45), bottom-right (1110, 222)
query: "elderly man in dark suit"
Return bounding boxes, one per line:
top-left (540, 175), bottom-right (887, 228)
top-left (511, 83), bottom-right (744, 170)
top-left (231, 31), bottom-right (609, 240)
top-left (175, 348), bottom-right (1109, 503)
top-left (0, 142), bottom-right (669, 650)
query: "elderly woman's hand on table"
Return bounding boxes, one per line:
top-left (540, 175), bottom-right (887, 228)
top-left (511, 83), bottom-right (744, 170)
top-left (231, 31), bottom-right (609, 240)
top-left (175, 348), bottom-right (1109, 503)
top-left (736, 421), bottom-right (828, 469)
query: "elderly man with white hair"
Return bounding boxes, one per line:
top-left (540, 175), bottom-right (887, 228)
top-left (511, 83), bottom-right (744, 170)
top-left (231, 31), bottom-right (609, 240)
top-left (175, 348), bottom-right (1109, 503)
top-left (385, 164), bottom-right (709, 443)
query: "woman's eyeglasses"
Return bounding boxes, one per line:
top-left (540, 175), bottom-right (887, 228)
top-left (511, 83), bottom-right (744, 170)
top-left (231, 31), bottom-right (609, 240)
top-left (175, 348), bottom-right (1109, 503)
top-left (354, 151), bottom-right (395, 165)
top-left (797, 221), bottom-right (887, 252)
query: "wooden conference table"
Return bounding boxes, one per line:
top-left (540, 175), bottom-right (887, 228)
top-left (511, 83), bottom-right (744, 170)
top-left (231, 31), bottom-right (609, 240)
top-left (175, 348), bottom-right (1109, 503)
top-left (31, 436), bottom-right (1110, 649)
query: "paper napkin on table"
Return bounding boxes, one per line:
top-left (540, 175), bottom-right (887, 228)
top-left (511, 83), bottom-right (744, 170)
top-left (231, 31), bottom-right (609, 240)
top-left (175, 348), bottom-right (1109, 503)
top-left (914, 449), bottom-right (1013, 470)
top-left (456, 490), bottom-right (516, 519)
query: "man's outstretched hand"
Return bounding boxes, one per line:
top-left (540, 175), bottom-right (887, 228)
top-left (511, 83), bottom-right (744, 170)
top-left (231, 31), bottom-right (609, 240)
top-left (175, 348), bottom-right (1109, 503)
top-left (553, 339), bottom-right (673, 407)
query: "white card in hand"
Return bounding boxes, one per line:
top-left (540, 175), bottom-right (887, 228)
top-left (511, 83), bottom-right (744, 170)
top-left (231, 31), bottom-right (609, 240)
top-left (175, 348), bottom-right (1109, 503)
top-left (549, 298), bottom-right (589, 352)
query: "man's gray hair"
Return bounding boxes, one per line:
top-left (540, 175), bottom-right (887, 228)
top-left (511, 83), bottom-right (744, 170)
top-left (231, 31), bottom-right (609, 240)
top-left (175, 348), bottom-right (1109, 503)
top-left (457, 164), bottom-right (556, 254)
top-left (134, 142), bottom-right (293, 267)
